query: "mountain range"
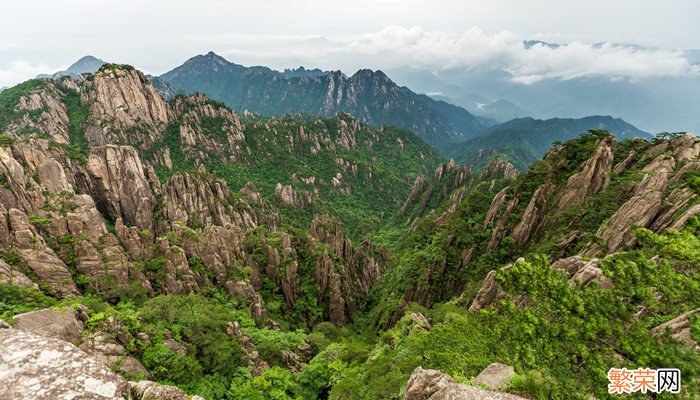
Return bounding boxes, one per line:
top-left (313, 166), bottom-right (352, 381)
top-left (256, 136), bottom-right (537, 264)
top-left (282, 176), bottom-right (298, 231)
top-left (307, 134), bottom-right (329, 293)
top-left (158, 52), bottom-right (489, 151)
top-left (2, 59), bottom-right (700, 399)
top-left (448, 116), bottom-right (651, 170)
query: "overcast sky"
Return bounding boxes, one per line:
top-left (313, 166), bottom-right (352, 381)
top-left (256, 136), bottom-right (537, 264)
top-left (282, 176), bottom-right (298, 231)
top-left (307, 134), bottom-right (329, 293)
top-left (1, 0), bottom-right (699, 87)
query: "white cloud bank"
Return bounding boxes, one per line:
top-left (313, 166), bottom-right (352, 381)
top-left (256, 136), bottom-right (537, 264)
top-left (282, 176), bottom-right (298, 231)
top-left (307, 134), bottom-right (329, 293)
top-left (212, 26), bottom-right (699, 85)
top-left (0, 60), bottom-right (65, 88)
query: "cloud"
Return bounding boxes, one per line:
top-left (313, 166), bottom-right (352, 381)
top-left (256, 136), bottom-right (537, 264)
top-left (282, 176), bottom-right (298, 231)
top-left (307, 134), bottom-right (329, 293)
top-left (338, 26), bottom-right (700, 84)
top-left (204, 26), bottom-right (699, 84)
top-left (0, 60), bottom-right (64, 88)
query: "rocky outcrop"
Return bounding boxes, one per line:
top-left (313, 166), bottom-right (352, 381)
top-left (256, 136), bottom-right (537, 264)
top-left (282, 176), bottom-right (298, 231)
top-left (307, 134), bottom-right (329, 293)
top-left (83, 66), bottom-right (170, 147)
top-left (9, 81), bottom-right (71, 143)
top-left (586, 155), bottom-right (675, 255)
top-left (468, 263), bottom-right (514, 313)
top-left (470, 256), bottom-right (612, 313)
top-left (172, 93), bottom-right (246, 164)
top-left (0, 325), bottom-right (201, 399)
top-left (651, 309), bottom-right (700, 352)
top-left (0, 326), bottom-right (130, 399)
top-left (555, 137), bottom-right (614, 214)
top-left (403, 367), bottom-right (527, 400)
top-left (129, 380), bottom-right (204, 400)
top-left (309, 215), bottom-right (383, 325)
top-left (474, 363), bottom-right (517, 390)
top-left (480, 159), bottom-right (519, 181)
top-left (0, 258), bottom-right (37, 289)
top-left (12, 307), bottom-right (84, 344)
top-left (551, 256), bottom-right (613, 289)
top-left (86, 145), bottom-right (157, 230)
top-left (7, 207), bottom-right (79, 297)
top-left (80, 332), bottom-right (151, 379)
top-left (512, 183), bottom-right (554, 244)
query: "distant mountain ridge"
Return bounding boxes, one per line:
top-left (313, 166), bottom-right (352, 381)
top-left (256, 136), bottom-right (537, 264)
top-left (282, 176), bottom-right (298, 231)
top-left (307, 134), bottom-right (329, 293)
top-left (37, 55), bottom-right (106, 79)
top-left (159, 51), bottom-right (490, 151)
top-left (448, 116), bottom-right (651, 170)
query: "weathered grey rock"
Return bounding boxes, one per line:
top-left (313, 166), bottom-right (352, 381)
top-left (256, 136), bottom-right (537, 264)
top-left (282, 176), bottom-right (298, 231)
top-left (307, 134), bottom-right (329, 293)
top-left (469, 261), bottom-right (518, 313)
top-left (551, 256), bottom-right (613, 289)
top-left (474, 363), bottom-right (516, 390)
top-left (512, 183), bottom-right (554, 244)
top-left (403, 367), bottom-right (527, 400)
top-left (128, 380), bottom-right (205, 400)
top-left (80, 332), bottom-right (151, 379)
top-left (86, 145), bottom-right (156, 230)
top-left (12, 307), bottom-right (84, 344)
top-left (651, 309), bottom-right (700, 351)
top-left (0, 327), bottom-right (130, 399)
top-left (408, 312), bottom-right (431, 331)
top-left (84, 67), bottom-right (170, 147)
top-left (0, 258), bottom-right (38, 289)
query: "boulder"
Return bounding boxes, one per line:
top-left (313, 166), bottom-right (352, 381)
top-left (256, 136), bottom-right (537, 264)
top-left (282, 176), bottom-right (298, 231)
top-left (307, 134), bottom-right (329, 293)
top-left (0, 327), bottom-right (130, 399)
top-left (403, 367), bottom-right (527, 400)
top-left (13, 307), bottom-right (84, 344)
top-left (474, 363), bottom-right (516, 390)
top-left (128, 380), bottom-right (204, 400)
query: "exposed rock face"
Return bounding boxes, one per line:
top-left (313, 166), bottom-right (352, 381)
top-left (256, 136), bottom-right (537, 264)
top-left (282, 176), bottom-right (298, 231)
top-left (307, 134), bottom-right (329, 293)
top-left (0, 258), bottom-right (37, 289)
top-left (469, 263), bottom-right (514, 313)
top-left (0, 327), bottom-right (130, 399)
top-left (511, 183), bottom-right (554, 244)
top-left (471, 256), bottom-right (613, 313)
top-left (474, 363), bottom-right (517, 390)
top-left (9, 82), bottom-right (71, 143)
top-left (86, 145), bottom-right (158, 230)
top-left (651, 309), bottom-right (700, 352)
top-left (587, 155), bottom-right (675, 255)
top-left (7, 207), bottom-right (79, 297)
top-left (555, 137), bottom-right (614, 214)
top-left (1, 323), bottom-right (199, 400)
top-left (481, 159), bottom-right (519, 181)
top-left (309, 215), bottom-right (383, 325)
top-left (129, 380), bottom-right (204, 400)
top-left (171, 93), bottom-right (246, 164)
top-left (403, 367), bottom-right (527, 400)
top-left (226, 280), bottom-right (268, 320)
top-left (12, 307), bottom-right (84, 344)
top-left (80, 332), bottom-right (151, 379)
top-left (83, 67), bottom-right (170, 147)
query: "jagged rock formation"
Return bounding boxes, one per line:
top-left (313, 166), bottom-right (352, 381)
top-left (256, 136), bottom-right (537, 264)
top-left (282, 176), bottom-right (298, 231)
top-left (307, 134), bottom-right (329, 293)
top-left (403, 367), bottom-right (527, 400)
top-left (83, 65), bottom-right (170, 146)
top-left (554, 137), bottom-right (614, 214)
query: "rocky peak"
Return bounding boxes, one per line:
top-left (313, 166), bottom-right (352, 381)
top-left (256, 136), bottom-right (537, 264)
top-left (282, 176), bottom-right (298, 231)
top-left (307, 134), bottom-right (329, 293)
top-left (83, 65), bottom-right (170, 146)
top-left (555, 136), bottom-right (614, 214)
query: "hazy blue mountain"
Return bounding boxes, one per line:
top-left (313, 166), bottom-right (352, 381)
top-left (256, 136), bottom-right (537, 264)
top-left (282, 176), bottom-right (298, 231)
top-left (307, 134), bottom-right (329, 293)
top-left (159, 52), bottom-right (490, 150)
top-left (37, 55), bottom-right (106, 79)
top-left (448, 115), bottom-right (650, 170)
